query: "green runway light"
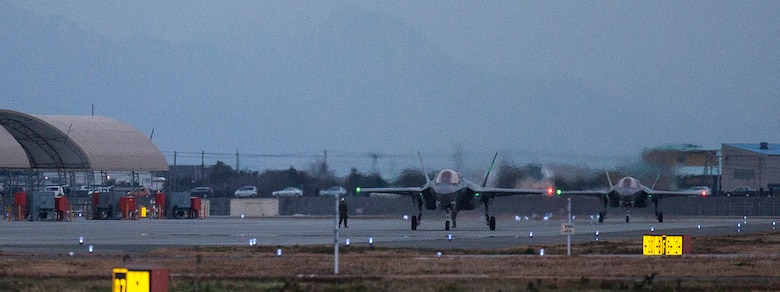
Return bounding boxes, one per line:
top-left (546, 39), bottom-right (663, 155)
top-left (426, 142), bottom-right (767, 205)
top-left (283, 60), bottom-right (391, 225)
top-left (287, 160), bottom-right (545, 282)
top-left (474, 193), bottom-right (480, 197)
top-left (356, 187), bottom-right (361, 193)
top-left (556, 189), bottom-right (562, 195)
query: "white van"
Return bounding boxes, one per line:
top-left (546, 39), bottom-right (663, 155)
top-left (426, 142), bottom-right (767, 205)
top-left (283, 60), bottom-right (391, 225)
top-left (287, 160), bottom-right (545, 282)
top-left (44, 186), bottom-right (65, 197)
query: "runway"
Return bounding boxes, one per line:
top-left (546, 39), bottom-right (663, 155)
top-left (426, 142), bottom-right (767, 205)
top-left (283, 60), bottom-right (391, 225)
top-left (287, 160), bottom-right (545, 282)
top-left (0, 214), bottom-right (776, 255)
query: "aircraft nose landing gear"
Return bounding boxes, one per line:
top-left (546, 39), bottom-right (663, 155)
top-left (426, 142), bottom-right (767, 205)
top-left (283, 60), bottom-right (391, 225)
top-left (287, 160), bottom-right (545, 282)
top-left (444, 207), bottom-right (457, 231)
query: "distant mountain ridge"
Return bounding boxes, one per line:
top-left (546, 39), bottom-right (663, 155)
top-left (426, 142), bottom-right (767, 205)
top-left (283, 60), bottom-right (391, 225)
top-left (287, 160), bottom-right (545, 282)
top-left (0, 2), bottom-right (626, 171)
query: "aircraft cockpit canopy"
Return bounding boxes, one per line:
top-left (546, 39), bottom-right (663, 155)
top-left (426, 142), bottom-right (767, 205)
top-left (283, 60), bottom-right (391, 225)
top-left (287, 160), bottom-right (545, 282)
top-left (617, 177), bottom-right (639, 189)
top-left (435, 169), bottom-right (460, 184)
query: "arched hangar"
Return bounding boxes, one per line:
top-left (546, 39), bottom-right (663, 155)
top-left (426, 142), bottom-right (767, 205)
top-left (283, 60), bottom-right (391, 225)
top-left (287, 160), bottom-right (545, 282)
top-left (0, 109), bottom-right (168, 171)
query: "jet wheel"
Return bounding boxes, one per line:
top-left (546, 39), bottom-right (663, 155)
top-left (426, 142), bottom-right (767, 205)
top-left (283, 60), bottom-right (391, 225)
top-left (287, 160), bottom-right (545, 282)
top-left (445, 220), bottom-right (450, 231)
top-left (489, 216), bottom-right (496, 231)
top-left (411, 215), bottom-right (418, 230)
top-left (657, 212), bottom-right (663, 223)
top-left (598, 212), bottom-right (605, 223)
top-left (625, 215), bottom-right (630, 223)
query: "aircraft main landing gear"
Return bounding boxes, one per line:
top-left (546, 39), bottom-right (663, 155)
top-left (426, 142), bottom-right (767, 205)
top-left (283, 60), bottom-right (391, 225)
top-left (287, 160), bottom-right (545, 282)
top-left (411, 215), bottom-right (418, 230)
top-left (653, 197), bottom-right (664, 223)
top-left (483, 198), bottom-right (497, 231)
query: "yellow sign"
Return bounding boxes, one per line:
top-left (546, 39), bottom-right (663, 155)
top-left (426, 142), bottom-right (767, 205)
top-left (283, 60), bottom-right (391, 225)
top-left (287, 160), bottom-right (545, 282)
top-left (642, 234), bottom-right (688, 256)
top-left (113, 268), bottom-right (150, 292)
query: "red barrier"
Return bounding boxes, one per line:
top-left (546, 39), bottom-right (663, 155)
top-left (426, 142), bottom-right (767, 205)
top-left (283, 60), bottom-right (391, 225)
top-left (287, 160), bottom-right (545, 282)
top-left (155, 192), bottom-right (165, 219)
top-left (55, 196), bottom-right (68, 221)
top-left (190, 197), bottom-right (202, 218)
top-left (119, 196), bottom-right (137, 219)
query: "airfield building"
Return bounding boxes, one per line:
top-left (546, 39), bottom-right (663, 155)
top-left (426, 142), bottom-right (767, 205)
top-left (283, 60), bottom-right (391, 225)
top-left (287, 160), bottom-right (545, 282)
top-left (721, 142), bottom-right (780, 195)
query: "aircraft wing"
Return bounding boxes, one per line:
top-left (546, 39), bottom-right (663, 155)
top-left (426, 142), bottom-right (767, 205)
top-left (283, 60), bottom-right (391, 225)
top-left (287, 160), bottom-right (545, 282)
top-left (557, 190), bottom-right (607, 198)
top-left (478, 187), bottom-right (546, 197)
top-left (648, 189), bottom-right (706, 198)
top-left (357, 187), bottom-right (423, 196)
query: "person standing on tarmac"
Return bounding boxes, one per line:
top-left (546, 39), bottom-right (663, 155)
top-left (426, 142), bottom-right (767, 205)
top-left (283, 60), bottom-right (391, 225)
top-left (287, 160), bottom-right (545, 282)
top-left (339, 198), bottom-right (348, 228)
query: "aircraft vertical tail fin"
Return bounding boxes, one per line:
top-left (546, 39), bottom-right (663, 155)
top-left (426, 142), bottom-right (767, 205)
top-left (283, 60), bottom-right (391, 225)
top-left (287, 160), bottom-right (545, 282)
top-left (651, 173), bottom-right (660, 190)
top-left (605, 169), bottom-right (613, 188)
top-left (481, 152), bottom-right (499, 187)
top-left (418, 152), bottom-right (431, 183)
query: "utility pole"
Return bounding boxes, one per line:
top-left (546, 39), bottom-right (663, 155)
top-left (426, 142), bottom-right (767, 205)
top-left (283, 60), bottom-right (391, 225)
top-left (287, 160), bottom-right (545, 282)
top-left (567, 197), bottom-right (572, 256)
top-left (334, 194), bottom-right (340, 274)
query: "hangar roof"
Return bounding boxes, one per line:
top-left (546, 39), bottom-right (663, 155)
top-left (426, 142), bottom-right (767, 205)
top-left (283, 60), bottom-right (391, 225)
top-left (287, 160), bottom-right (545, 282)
top-left (0, 109), bottom-right (169, 171)
top-left (0, 126), bottom-right (30, 168)
top-left (723, 143), bottom-right (780, 156)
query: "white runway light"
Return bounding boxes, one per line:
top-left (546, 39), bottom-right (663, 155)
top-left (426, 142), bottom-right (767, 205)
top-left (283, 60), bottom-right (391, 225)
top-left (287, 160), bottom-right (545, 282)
top-left (529, 231), bottom-right (533, 238)
top-left (436, 251), bottom-right (442, 258)
top-left (447, 234), bottom-right (452, 241)
top-left (368, 237), bottom-right (374, 246)
top-left (697, 224), bottom-right (701, 230)
top-left (241, 214), bottom-right (245, 218)
top-left (345, 238), bottom-right (350, 246)
top-left (539, 248), bottom-right (545, 256)
top-left (88, 245), bottom-right (94, 253)
top-left (650, 227), bottom-right (654, 232)
top-left (78, 236), bottom-right (84, 245)
top-left (403, 215), bottom-right (408, 220)
top-left (276, 248), bottom-right (282, 257)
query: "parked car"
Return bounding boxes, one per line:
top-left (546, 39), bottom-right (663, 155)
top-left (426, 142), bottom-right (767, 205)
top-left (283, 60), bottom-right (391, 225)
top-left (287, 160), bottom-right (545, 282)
top-left (234, 186), bottom-right (258, 198)
top-left (127, 186), bottom-right (152, 198)
top-left (726, 186), bottom-right (756, 197)
top-left (43, 185), bottom-right (65, 197)
top-left (190, 186), bottom-right (214, 198)
top-left (272, 187), bottom-right (304, 197)
top-left (319, 186), bottom-right (347, 197)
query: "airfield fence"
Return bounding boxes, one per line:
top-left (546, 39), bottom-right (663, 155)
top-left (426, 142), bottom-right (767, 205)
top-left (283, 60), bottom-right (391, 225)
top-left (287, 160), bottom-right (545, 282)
top-left (2, 195), bottom-right (778, 219)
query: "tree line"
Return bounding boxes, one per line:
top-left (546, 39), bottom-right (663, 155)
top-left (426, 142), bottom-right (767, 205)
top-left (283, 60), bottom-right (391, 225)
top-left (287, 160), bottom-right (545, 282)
top-left (166, 156), bottom-right (700, 197)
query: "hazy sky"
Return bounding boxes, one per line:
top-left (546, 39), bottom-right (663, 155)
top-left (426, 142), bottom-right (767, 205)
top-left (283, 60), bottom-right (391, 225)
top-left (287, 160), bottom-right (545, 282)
top-left (4, 1), bottom-right (779, 175)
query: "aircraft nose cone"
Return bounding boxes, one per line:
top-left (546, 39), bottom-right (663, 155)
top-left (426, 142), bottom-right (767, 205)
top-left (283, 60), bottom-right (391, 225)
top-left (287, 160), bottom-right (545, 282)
top-left (433, 184), bottom-right (459, 195)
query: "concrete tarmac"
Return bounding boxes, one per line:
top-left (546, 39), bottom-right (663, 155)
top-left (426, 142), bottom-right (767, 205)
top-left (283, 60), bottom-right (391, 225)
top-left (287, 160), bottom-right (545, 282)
top-left (0, 214), bottom-right (777, 255)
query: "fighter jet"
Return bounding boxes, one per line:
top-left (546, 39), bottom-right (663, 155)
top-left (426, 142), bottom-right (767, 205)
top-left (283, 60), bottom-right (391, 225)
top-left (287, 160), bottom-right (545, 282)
top-left (357, 153), bottom-right (545, 231)
top-left (557, 171), bottom-right (707, 223)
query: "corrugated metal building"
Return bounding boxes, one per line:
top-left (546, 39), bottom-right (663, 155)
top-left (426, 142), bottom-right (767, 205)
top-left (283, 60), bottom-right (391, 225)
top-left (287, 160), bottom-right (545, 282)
top-left (721, 142), bottom-right (780, 195)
